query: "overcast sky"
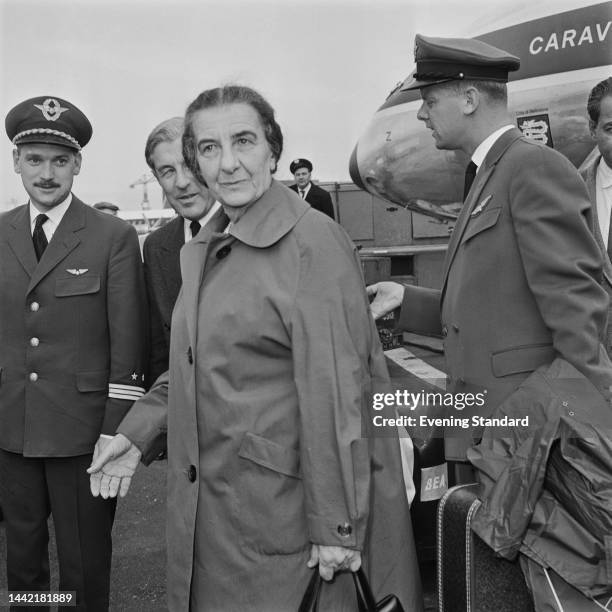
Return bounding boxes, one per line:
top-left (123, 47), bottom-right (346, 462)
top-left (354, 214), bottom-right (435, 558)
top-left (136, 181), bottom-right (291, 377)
top-left (0, 0), bottom-right (588, 211)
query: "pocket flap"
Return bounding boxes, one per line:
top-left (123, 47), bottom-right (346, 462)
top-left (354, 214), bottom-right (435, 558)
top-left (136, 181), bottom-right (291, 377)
top-left (55, 275), bottom-right (100, 297)
top-left (491, 344), bottom-right (555, 377)
top-left (76, 369), bottom-right (108, 392)
top-left (462, 206), bottom-right (502, 244)
top-left (239, 432), bottom-right (300, 478)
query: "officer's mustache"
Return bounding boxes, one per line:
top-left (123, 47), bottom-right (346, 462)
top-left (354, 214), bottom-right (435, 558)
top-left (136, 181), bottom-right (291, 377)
top-left (35, 181), bottom-right (60, 189)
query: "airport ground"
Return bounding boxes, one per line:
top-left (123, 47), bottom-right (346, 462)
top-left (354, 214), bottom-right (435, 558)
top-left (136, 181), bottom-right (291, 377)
top-left (0, 344), bottom-right (442, 611)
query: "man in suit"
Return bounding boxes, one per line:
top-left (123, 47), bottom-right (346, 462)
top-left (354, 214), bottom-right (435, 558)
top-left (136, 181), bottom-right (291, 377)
top-left (0, 96), bottom-right (146, 611)
top-left (580, 77), bottom-right (612, 355)
top-left (142, 117), bottom-right (219, 387)
top-left (289, 158), bottom-right (335, 219)
top-left (367, 37), bottom-right (612, 484)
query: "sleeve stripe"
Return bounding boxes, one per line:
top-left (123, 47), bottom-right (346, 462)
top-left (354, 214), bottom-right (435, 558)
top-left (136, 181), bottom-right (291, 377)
top-left (109, 392), bottom-right (144, 401)
top-left (108, 388), bottom-right (144, 397)
top-left (109, 383), bottom-right (146, 393)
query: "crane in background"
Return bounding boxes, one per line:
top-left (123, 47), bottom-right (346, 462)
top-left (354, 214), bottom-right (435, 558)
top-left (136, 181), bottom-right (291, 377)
top-left (129, 173), bottom-right (156, 210)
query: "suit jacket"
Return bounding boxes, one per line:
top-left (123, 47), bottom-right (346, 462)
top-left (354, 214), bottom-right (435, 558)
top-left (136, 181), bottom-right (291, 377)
top-left (580, 153), bottom-right (612, 355)
top-left (289, 182), bottom-right (335, 219)
top-left (398, 129), bottom-right (612, 460)
top-left (0, 196), bottom-right (146, 456)
top-left (142, 215), bottom-right (184, 387)
top-left (119, 181), bottom-right (422, 611)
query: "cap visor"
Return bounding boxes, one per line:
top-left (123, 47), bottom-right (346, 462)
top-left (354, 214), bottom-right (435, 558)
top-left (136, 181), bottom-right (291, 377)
top-left (14, 133), bottom-right (80, 150)
top-left (400, 76), bottom-right (456, 91)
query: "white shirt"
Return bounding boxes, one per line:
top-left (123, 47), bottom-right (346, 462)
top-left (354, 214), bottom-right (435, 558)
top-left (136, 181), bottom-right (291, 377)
top-left (182, 201), bottom-right (221, 243)
top-left (29, 194), bottom-right (73, 241)
top-left (471, 124), bottom-right (515, 169)
top-left (595, 158), bottom-right (612, 246)
top-left (297, 183), bottom-right (311, 199)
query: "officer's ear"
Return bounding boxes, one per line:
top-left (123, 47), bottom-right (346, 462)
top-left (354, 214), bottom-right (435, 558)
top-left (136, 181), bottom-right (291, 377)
top-left (12, 148), bottom-right (21, 174)
top-left (72, 151), bottom-right (82, 176)
top-left (463, 86), bottom-right (480, 116)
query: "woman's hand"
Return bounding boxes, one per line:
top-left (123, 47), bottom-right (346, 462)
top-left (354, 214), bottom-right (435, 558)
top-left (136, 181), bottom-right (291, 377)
top-left (307, 544), bottom-right (362, 581)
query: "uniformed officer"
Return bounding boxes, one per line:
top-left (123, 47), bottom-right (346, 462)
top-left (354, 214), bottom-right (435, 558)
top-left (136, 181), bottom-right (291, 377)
top-left (289, 158), bottom-right (335, 219)
top-left (0, 96), bottom-right (146, 611)
top-left (367, 36), bottom-right (612, 479)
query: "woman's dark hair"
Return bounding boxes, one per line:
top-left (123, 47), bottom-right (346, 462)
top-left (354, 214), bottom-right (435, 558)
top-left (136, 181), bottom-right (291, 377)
top-left (182, 85), bottom-right (283, 185)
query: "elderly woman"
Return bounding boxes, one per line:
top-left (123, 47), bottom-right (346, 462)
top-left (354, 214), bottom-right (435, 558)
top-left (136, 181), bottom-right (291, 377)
top-left (89, 85), bottom-right (422, 611)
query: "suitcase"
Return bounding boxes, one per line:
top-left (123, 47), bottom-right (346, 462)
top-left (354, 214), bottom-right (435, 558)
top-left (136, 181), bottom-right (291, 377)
top-left (437, 484), bottom-right (535, 612)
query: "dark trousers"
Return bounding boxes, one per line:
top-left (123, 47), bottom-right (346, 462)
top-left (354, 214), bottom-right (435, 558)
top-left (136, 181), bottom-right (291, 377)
top-left (0, 450), bottom-right (116, 612)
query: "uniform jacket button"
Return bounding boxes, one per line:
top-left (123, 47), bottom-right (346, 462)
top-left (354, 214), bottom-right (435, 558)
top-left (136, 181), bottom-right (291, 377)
top-left (29, 372), bottom-right (38, 382)
top-left (452, 324), bottom-right (459, 332)
top-left (187, 465), bottom-right (197, 482)
top-left (30, 337), bottom-right (40, 347)
top-left (337, 523), bottom-right (352, 537)
top-left (30, 302), bottom-right (40, 311)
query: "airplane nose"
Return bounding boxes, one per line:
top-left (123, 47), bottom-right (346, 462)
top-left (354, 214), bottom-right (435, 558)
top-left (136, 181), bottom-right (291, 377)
top-left (348, 145), bottom-right (366, 190)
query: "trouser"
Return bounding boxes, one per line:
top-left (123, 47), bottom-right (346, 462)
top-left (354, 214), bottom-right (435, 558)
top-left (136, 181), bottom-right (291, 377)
top-left (0, 449), bottom-right (117, 612)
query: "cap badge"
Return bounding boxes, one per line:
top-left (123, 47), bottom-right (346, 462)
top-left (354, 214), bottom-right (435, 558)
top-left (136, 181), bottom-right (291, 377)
top-left (34, 98), bottom-right (69, 122)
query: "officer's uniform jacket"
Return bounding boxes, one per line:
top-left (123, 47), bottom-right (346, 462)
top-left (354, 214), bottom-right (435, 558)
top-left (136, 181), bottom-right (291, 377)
top-left (580, 153), bottom-right (612, 355)
top-left (289, 182), bottom-right (335, 219)
top-left (399, 128), bottom-right (612, 460)
top-left (0, 196), bottom-right (146, 456)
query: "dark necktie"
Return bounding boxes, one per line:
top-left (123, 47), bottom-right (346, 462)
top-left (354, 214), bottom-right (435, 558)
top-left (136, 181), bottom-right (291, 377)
top-left (32, 213), bottom-right (49, 261)
top-left (299, 189), bottom-right (305, 199)
top-left (463, 161), bottom-right (477, 201)
top-left (190, 220), bottom-right (201, 239)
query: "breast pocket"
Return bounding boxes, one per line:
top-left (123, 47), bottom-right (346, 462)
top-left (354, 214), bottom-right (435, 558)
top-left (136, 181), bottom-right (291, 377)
top-left (55, 274), bottom-right (100, 297)
top-left (461, 205), bottom-right (502, 244)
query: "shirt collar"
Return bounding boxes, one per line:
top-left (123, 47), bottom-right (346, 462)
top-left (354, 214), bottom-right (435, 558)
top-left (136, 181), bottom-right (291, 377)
top-left (597, 157), bottom-right (612, 189)
top-left (183, 201), bottom-right (222, 240)
top-left (471, 124), bottom-right (515, 168)
top-left (29, 193), bottom-right (73, 229)
top-left (226, 179), bottom-right (310, 248)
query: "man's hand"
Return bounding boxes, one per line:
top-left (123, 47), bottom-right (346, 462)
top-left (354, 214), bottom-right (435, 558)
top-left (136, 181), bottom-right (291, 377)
top-left (366, 281), bottom-right (405, 320)
top-left (307, 544), bottom-right (361, 581)
top-left (87, 434), bottom-right (141, 499)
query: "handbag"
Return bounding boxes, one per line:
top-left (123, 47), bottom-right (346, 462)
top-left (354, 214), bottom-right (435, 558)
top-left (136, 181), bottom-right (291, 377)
top-left (298, 566), bottom-right (404, 612)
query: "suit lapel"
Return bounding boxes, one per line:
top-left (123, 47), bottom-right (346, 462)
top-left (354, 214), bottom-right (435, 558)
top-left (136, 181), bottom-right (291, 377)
top-left (159, 217), bottom-right (184, 309)
top-left (27, 197), bottom-right (85, 294)
top-left (441, 129), bottom-right (522, 297)
top-left (7, 205), bottom-right (38, 277)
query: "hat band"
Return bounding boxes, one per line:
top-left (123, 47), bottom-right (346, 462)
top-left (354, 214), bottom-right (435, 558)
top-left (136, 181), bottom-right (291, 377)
top-left (415, 61), bottom-right (510, 83)
top-left (13, 128), bottom-right (81, 150)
